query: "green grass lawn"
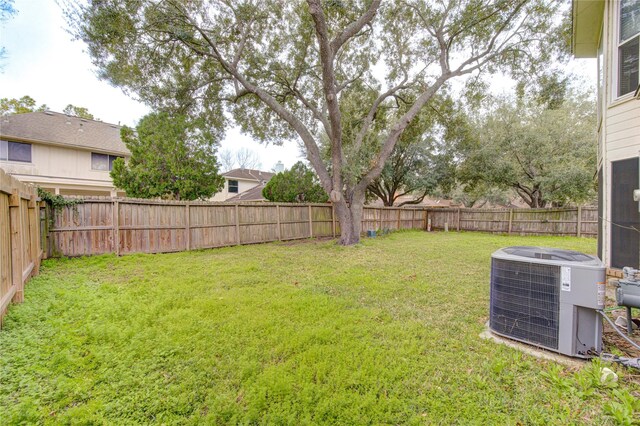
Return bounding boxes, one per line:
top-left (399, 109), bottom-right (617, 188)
top-left (1, 231), bottom-right (639, 424)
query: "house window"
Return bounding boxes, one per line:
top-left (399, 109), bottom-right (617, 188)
top-left (0, 140), bottom-right (32, 163)
top-left (92, 153), bottom-right (122, 171)
top-left (228, 180), bottom-right (239, 193)
top-left (618, 0), bottom-right (640, 97)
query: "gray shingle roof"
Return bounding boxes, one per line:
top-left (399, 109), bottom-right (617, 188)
top-left (0, 111), bottom-right (130, 155)
top-left (223, 168), bottom-right (275, 182)
top-left (227, 183), bottom-right (268, 202)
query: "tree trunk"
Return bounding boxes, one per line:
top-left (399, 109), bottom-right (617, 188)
top-left (334, 193), bottom-right (365, 245)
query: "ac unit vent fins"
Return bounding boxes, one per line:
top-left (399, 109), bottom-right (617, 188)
top-left (490, 258), bottom-right (560, 349)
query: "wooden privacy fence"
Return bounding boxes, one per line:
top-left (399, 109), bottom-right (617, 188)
top-left (0, 168), bottom-right (44, 323)
top-left (47, 198), bottom-right (597, 258)
top-left (427, 207), bottom-right (598, 237)
top-left (49, 198), bottom-right (427, 257)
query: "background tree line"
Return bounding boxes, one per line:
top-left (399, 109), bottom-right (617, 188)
top-left (4, 1), bottom-right (594, 244)
top-left (65, 0), bottom-right (569, 245)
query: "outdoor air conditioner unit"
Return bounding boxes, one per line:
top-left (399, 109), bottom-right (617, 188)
top-left (490, 246), bottom-right (605, 358)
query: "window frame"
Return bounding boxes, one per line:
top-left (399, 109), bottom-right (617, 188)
top-left (91, 152), bottom-right (123, 171)
top-left (597, 33), bottom-right (604, 124)
top-left (617, 0), bottom-right (640, 99)
top-left (109, 155), bottom-right (123, 171)
top-left (228, 179), bottom-right (239, 193)
top-left (0, 140), bottom-right (32, 163)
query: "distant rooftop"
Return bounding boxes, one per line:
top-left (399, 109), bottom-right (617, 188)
top-left (227, 183), bottom-right (268, 202)
top-left (0, 111), bottom-right (129, 155)
top-left (223, 168), bottom-right (275, 182)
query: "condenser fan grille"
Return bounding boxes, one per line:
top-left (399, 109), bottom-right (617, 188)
top-left (490, 258), bottom-right (560, 349)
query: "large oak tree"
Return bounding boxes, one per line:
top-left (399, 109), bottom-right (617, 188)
top-left (66, 0), bottom-right (564, 244)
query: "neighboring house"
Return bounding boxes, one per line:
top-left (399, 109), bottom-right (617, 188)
top-left (227, 183), bottom-right (269, 202)
top-left (0, 111), bottom-right (129, 197)
top-left (211, 168), bottom-right (275, 202)
top-left (573, 0), bottom-right (640, 270)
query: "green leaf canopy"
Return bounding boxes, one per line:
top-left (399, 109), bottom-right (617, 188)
top-left (111, 112), bottom-right (225, 201)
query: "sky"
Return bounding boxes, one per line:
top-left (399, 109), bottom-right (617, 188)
top-left (1, 0), bottom-right (596, 172)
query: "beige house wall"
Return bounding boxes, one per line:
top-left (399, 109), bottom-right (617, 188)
top-left (598, 0), bottom-right (640, 268)
top-left (211, 177), bottom-right (261, 201)
top-left (0, 142), bottom-right (125, 196)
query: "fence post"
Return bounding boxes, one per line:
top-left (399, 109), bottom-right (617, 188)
top-left (332, 204), bottom-right (336, 237)
top-left (41, 202), bottom-right (49, 259)
top-left (185, 202), bottom-right (191, 250)
top-left (234, 204), bottom-right (241, 245)
top-left (276, 204), bottom-right (282, 240)
top-left (308, 205), bottom-right (313, 238)
top-left (424, 209), bottom-right (428, 230)
top-left (457, 208), bottom-right (461, 231)
top-left (577, 206), bottom-right (582, 237)
top-left (508, 209), bottom-right (513, 235)
top-left (9, 191), bottom-right (23, 303)
top-left (28, 195), bottom-right (39, 273)
top-left (113, 200), bottom-right (120, 256)
top-left (397, 209), bottom-right (401, 230)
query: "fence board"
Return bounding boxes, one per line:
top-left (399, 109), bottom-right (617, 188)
top-left (428, 207), bottom-right (597, 237)
top-left (0, 168), bottom-right (43, 324)
top-left (47, 197), bottom-right (598, 258)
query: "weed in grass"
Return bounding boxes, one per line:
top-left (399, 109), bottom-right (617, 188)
top-left (604, 389), bottom-right (640, 426)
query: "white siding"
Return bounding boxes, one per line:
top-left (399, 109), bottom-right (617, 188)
top-left (599, 0), bottom-right (640, 268)
top-left (0, 142), bottom-right (123, 195)
top-left (0, 143), bottom-right (116, 181)
top-left (605, 100), bottom-right (640, 160)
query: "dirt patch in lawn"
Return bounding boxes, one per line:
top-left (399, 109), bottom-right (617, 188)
top-left (279, 236), bottom-right (335, 246)
top-left (603, 326), bottom-right (640, 358)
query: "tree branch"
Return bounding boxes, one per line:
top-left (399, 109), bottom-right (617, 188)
top-left (336, 69), bottom-right (365, 94)
top-left (452, 2), bottom-right (529, 76)
top-left (330, 0), bottom-right (382, 53)
top-left (353, 78), bottom-right (410, 152)
top-left (174, 2), bottom-right (333, 193)
top-left (397, 187), bottom-right (430, 207)
top-left (355, 75), bottom-right (449, 194)
top-left (307, 0), bottom-right (346, 200)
